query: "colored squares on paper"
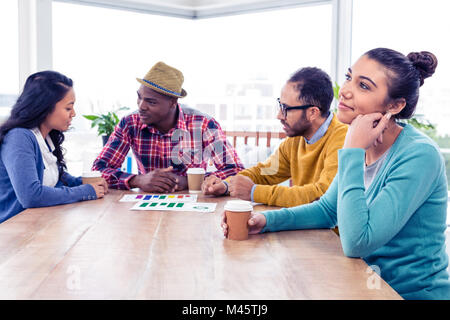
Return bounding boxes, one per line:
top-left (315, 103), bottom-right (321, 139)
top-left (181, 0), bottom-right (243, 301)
top-left (131, 201), bottom-right (216, 212)
top-left (132, 201), bottom-right (187, 210)
top-left (120, 194), bottom-right (197, 203)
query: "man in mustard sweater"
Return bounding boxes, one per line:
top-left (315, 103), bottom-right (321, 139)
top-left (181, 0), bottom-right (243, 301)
top-left (202, 67), bottom-right (348, 207)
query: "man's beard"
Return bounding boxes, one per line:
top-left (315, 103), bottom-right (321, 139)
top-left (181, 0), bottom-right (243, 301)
top-left (282, 111), bottom-right (312, 137)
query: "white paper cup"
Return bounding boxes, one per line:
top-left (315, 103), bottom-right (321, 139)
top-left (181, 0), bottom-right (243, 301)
top-left (82, 171), bottom-right (102, 185)
top-left (186, 167), bottom-right (205, 194)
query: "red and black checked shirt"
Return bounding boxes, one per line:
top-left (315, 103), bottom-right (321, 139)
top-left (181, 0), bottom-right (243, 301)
top-left (92, 105), bottom-right (244, 189)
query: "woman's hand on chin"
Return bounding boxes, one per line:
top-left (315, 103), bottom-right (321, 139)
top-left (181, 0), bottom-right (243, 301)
top-left (343, 112), bottom-right (391, 150)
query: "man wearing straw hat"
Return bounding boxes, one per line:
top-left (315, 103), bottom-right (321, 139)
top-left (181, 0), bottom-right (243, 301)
top-left (92, 62), bottom-right (244, 192)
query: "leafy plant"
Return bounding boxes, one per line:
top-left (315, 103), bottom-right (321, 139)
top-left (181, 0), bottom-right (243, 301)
top-left (333, 81), bottom-right (340, 101)
top-left (402, 114), bottom-right (436, 138)
top-left (83, 106), bottom-right (129, 136)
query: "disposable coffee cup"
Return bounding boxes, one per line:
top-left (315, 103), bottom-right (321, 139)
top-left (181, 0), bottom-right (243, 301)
top-left (82, 171), bottom-right (103, 185)
top-left (224, 200), bottom-right (253, 241)
top-left (187, 167), bottom-right (205, 194)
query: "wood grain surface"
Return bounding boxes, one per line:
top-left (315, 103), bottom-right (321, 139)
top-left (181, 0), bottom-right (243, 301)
top-left (0, 189), bottom-right (402, 300)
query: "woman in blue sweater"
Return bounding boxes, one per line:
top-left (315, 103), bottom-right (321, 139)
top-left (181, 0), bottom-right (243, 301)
top-left (0, 71), bottom-right (108, 223)
top-left (222, 48), bottom-right (450, 299)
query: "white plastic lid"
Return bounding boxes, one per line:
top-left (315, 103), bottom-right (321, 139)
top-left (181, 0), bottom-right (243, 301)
top-left (224, 200), bottom-right (253, 212)
top-left (82, 171), bottom-right (102, 178)
top-left (186, 167), bottom-right (205, 174)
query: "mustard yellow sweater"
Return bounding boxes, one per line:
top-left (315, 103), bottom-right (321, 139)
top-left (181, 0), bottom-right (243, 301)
top-left (236, 114), bottom-right (347, 207)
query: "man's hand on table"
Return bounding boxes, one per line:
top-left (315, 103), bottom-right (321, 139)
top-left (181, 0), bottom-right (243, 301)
top-left (129, 166), bottom-right (187, 193)
top-left (201, 175), bottom-right (228, 196)
top-left (228, 175), bottom-right (254, 201)
top-left (201, 174), bottom-right (256, 200)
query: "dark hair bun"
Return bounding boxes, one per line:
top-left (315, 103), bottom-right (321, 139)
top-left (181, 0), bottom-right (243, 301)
top-left (407, 51), bottom-right (438, 86)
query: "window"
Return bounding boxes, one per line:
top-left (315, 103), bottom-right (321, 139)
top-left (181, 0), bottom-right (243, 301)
top-left (352, 0), bottom-right (450, 189)
top-left (187, 6), bottom-right (332, 133)
top-left (53, 2), bottom-right (332, 172)
top-left (0, 0), bottom-right (19, 122)
top-left (53, 3), bottom-right (196, 174)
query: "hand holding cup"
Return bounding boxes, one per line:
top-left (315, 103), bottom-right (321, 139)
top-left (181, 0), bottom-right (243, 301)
top-left (222, 200), bottom-right (258, 240)
top-left (221, 210), bottom-right (267, 238)
top-left (82, 171), bottom-right (108, 198)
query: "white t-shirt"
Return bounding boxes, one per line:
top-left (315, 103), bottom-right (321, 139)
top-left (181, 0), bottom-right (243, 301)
top-left (30, 127), bottom-right (59, 187)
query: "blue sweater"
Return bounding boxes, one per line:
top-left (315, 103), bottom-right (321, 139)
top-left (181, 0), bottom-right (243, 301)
top-left (0, 128), bottom-right (97, 223)
top-left (262, 124), bottom-right (450, 300)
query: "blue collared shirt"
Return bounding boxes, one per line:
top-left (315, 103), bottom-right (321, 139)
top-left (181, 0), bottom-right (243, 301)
top-left (250, 112), bottom-right (334, 202)
top-left (305, 111), bottom-right (333, 144)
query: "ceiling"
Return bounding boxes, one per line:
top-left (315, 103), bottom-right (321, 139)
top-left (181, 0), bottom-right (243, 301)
top-left (59, 0), bottom-right (325, 18)
top-left (129, 0), bottom-right (278, 10)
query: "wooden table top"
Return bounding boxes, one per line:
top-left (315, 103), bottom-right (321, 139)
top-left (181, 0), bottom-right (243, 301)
top-left (0, 189), bottom-right (401, 300)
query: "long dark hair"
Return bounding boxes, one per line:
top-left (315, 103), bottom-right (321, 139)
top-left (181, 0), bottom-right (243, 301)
top-left (0, 70), bottom-right (73, 176)
top-left (365, 48), bottom-right (438, 119)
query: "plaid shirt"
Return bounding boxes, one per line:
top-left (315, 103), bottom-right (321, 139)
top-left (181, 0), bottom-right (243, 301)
top-left (92, 105), bottom-right (244, 189)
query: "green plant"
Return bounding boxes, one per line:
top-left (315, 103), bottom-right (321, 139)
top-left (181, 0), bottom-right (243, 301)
top-left (333, 81), bottom-right (340, 101)
top-left (83, 106), bottom-right (129, 136)
top-left (402, 115), bottom-right (436, 138)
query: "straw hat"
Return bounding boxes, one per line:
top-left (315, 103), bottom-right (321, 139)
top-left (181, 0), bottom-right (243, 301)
top-left (136, 61), bottom-right (187, 98)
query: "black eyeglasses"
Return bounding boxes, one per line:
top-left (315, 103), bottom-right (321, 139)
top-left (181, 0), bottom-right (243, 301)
top-left (277, 98), bottom-right (315, 118)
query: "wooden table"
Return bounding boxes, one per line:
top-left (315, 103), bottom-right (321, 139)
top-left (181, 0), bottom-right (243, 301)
top-left (0, 190), bottom-right (401, 300)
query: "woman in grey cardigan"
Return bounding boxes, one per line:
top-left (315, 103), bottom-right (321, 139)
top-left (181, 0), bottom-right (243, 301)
top-left (0, 71), bottom-right (107, 223)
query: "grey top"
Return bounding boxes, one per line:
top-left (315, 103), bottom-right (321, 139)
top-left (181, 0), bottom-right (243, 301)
top-left (364, 148), bottom-right (391, 190)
